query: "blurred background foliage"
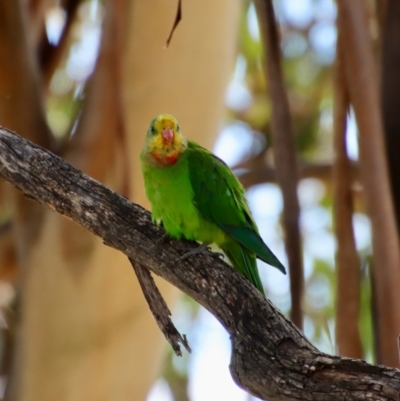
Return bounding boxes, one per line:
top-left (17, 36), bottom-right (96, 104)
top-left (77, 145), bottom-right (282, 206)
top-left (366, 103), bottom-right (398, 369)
top-left (0, 0), bottom-right (398, 400)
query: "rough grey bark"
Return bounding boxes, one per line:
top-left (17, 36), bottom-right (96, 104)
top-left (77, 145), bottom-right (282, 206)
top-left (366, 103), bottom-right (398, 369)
top-left (0, 127), bottom-right (399, 400)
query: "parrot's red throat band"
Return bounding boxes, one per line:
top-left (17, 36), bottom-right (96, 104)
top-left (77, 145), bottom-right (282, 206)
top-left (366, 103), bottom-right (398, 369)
top-left (151, 150), bottom-right (179, 165)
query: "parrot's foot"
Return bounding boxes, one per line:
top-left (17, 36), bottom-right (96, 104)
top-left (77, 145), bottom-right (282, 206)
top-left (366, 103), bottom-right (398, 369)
top-left (180, 244), bottom-right (224, 261)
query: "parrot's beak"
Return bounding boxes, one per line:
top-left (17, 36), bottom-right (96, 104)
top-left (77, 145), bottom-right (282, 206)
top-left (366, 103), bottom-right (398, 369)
top-left (162, 127), bottom-right (174, 144)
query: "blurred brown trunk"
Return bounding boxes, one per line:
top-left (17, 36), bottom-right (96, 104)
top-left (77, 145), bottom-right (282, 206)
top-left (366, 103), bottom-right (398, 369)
top-left (27, 0), bottom-right (54, 47)
top-left (39, 0), bottom-right (81, 89)
top-left (380, 0), bottom-right (400, 233)
top-left (254, 0), bottom-right (303, 330)
top-left (3, 0), bottom-right (241, 400)
top-left (337, 0), bottom-right (400, 367)
top-left (333, 41), bottom-right (363, 359)
top-left (0, 1), bottom-right (52, 276)
top-left (0, 1), bottom-right (51, 144)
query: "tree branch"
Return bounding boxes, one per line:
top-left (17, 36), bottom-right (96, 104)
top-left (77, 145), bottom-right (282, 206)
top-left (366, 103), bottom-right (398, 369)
top-left (235, 159), bottom-right (360, 189)
top-left (333, 38), bottom-right (363, 359)
top-left (255, 0), bottom-right (304, 330)
top-left (337, 0), bottom-right (400, 367)
top-left (128, 258), bottom-right (191, 356)
top-left (0, 127), bottom-right (400, 400)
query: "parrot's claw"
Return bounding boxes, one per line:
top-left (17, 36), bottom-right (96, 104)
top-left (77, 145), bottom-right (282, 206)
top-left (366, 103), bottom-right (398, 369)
top-left (209, 249), bottom-right (225, 259)
top-left (180, 244), bottom-right (224, 261)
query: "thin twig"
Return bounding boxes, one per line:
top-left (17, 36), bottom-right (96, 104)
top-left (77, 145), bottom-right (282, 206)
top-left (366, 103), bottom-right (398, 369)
top-left (165, 0), bottom-right (182, 47)
top-left (236, 159), bottom-right (360, 189)
top-left (129, 258), bottom-right (191, 356)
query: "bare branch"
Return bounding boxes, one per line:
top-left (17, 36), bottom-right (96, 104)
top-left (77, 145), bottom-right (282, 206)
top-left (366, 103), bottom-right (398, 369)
top-left (236, 159), bottom-right (360, 189)
top-left (380, 0), bottom-right (400, 235)
top-left (333, 39), bottom-right (363, 359)
top-left (0, 128), bottom-right (400, 400)
top-left (337, 0), bottom-right (400, 367)
top-left (254, 0), bottom-right (304, 330)
top-left (128, 258), bottom-right (191, 356)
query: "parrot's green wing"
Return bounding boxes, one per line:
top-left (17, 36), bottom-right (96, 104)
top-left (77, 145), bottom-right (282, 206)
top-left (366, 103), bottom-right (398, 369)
top-left (187, 141), bottom-right (286, 275)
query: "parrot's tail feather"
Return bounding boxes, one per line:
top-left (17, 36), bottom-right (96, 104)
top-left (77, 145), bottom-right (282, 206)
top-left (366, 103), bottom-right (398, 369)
top-left (220, 224), bottom-right (286, 275)
top-left (223, 242), bottom-right (266, 296)
top-left (240, 247), bottom-right (266, 296)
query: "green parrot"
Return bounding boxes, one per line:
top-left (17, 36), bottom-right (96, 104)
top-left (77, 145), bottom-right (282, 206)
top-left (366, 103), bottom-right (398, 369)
top-left (140, 114), bottom-right (286, 296)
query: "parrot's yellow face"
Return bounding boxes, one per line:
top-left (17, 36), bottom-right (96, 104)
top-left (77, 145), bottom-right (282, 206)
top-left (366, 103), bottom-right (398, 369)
top-left (144, 114), bottom-right (187, 165)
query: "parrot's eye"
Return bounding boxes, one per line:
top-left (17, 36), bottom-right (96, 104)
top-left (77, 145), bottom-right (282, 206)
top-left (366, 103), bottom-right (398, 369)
top-left (177, 124), bottom-right (180, 131)
top-left (150, 125), bottom-right (156, 135)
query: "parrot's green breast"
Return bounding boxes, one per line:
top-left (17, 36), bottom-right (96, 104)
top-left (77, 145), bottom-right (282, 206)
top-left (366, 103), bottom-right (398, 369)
top-left (141, 151), bottom-right (227, 246)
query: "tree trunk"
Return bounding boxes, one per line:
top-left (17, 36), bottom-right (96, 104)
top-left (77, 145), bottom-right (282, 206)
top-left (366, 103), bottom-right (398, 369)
top-left (5, 1), bottom-right (241, 400)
